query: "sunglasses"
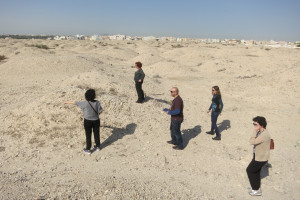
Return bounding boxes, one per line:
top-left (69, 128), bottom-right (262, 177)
top-left (170, 91), bottom-right (176, 93)
top-left (253, 123), bottom-right (258, 126)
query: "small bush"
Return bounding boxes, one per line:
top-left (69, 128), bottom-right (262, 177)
top-left (109, 88), bottom-right (118, 95)
top-left (0, 55), bottom-right (7, 61)
top-left (31, 44), bottom-right (49, 50)
top-left (153, 74), bottom-right (161, 78)
top-left (246, 54), bottom-right (259, 57)
top-left (171, 44), bottom-right (184, 48)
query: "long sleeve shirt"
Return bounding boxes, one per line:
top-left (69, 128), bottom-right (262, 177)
top-left (134, 68), bottom-right (145, 82)
top-left (209, 94), bottom-right (223, 113)
top-left (75, 100), bottom-right (103, 120)
top-left (168, 95), bottom-right (184, 121)
top-left (249, 129), bottom-right (271, 161)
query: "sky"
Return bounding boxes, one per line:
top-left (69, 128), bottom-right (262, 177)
top-left (0, 0), bottom-right (300, 42)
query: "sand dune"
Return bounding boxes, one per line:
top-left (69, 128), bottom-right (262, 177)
top-left (0, 39), bottom-right (299, 199)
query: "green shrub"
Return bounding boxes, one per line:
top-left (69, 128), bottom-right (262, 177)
top-left (0, 55), bottom-right (7, 61)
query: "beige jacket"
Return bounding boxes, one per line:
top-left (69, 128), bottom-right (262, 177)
top-left (249, 129), bottom-right (271, 162)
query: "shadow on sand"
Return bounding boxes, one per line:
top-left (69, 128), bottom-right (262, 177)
top-left (143, 96), bottom-right (171, 105)
top-left (101, 123), bottom-right (137, 150)
top-left (260, 162), bottom-right (272, 179)
top-left (182, 125), bottom-right (202, 148)
top-left (217, 119), bottom-right (231, 133)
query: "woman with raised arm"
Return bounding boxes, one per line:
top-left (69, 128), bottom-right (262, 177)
top-left (64, 89), bottom-right (103, 155)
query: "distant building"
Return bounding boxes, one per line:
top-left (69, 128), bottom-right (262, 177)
top-left (243, 40), bottom-right (256, 45)
top-left (125, 36), bottom-right (132, 40)
top-left (102, 36), bottom-right (110, 40)
top-left (109, 34), bottom-right (126, 40)
top-left (181, 38), bottom-right (190, 42)
top-left (76, 35), bottom-right (85, 40)
top-left (90, 35), bottom-right (103, 40)
top-left (54, 36), bottom-right (67, 40)
top-left (132, 36), bottom-right (142, 40)
top-left (228, 39), bottom-right (241, 44)
top-left (143, 36), bottom-right (157, 41)
top-left (211, 39), bottom-right (220, 43)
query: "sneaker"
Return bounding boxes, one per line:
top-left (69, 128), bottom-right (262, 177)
top-left (249, 189), bottom-right (262, 196)
top-left (212, 136), bottom-right (221, 140)
top-left (83, 148), bottom-right (91, 155)
top-left (93, 145), bottom-right (101, 151)
top-left (206, 131), bottom-right (214, 135)
top-left (173, 146), bottom-right (183, 150)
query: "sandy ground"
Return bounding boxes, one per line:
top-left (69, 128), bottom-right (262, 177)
top-left (0, 39), bottom-right (299, 199)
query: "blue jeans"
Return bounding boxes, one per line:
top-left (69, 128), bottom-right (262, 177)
top-left (211, 111), bottom-right (220, 138)
top-left (170, 120), bottom-right (183, 148)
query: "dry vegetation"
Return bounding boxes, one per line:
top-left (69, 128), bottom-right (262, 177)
top-left (0, 55), bottom-right (7, 61)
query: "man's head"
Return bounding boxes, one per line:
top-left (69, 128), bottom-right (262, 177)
top-left (170, 87), bottom-right (179, 97)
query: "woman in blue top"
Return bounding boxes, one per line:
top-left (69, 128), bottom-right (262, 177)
top-left (206, 86), bottom-right (223, 140)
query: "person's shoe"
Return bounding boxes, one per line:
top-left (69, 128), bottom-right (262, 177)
top-left (83, 148), bottom-right (91, 155)
top-left (206, 131), bottom-right (214, 135)
top-left (136, 100), bottom-right (143, 103)
top-left (167, 140), bottom-right (177, 145)
top-left (93, 145), bottom-right (101, 151)
top-left (249, 188), bottom-right (262, 196)
top-left (212, 136), bottom-right (221, 140)
top-left (173, 146), bottom-right (183, 150)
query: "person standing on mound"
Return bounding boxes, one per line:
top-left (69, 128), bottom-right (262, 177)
top-left (246, 116), bottom-right (271, 196)
top-left (206, 85), bottom-right (223, 140)
top-left (164, 87), bottom-right (184, 150)
top-left (134, 61), bottom-right (145, 103)
top-left (64, 89), bottom-right (103, 155)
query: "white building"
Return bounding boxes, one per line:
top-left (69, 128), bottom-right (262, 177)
top-left (76, 35), bottom-right (85, 40)
top-left (143, 36), bottom-right (157, 41)
top-left (125, 36), bottom-right (132, 40)
top-left (90, 35), bottom-right (103, 40)
top-left (54, 36), bottom-right (68, 40)
top-left (109, 34), bottom-right (126, 40)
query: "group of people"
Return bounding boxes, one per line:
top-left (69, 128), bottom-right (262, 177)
top-left (64, 61), bottom-right (272, 197)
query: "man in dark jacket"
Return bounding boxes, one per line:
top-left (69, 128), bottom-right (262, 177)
top-left (134, 61), bottom-right (145, 103)
top-left (164, 87), bottom-right (184, 150)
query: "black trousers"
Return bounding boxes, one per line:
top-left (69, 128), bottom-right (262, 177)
top-left (84, 119), bottom-right (100, 150)
top-left (135, 81), bottom-right (144, 102)
top-left (246, 154), bottom-right (267, 190)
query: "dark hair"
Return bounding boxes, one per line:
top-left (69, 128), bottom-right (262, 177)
top-left (85, 89), bottom-right (96, 101)
top-left (135, 61), bottom-right (142, 68)
top-left (253, 116), bottom-right (267, 128)
top-left (213, 86), bottom-right (221, 98)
